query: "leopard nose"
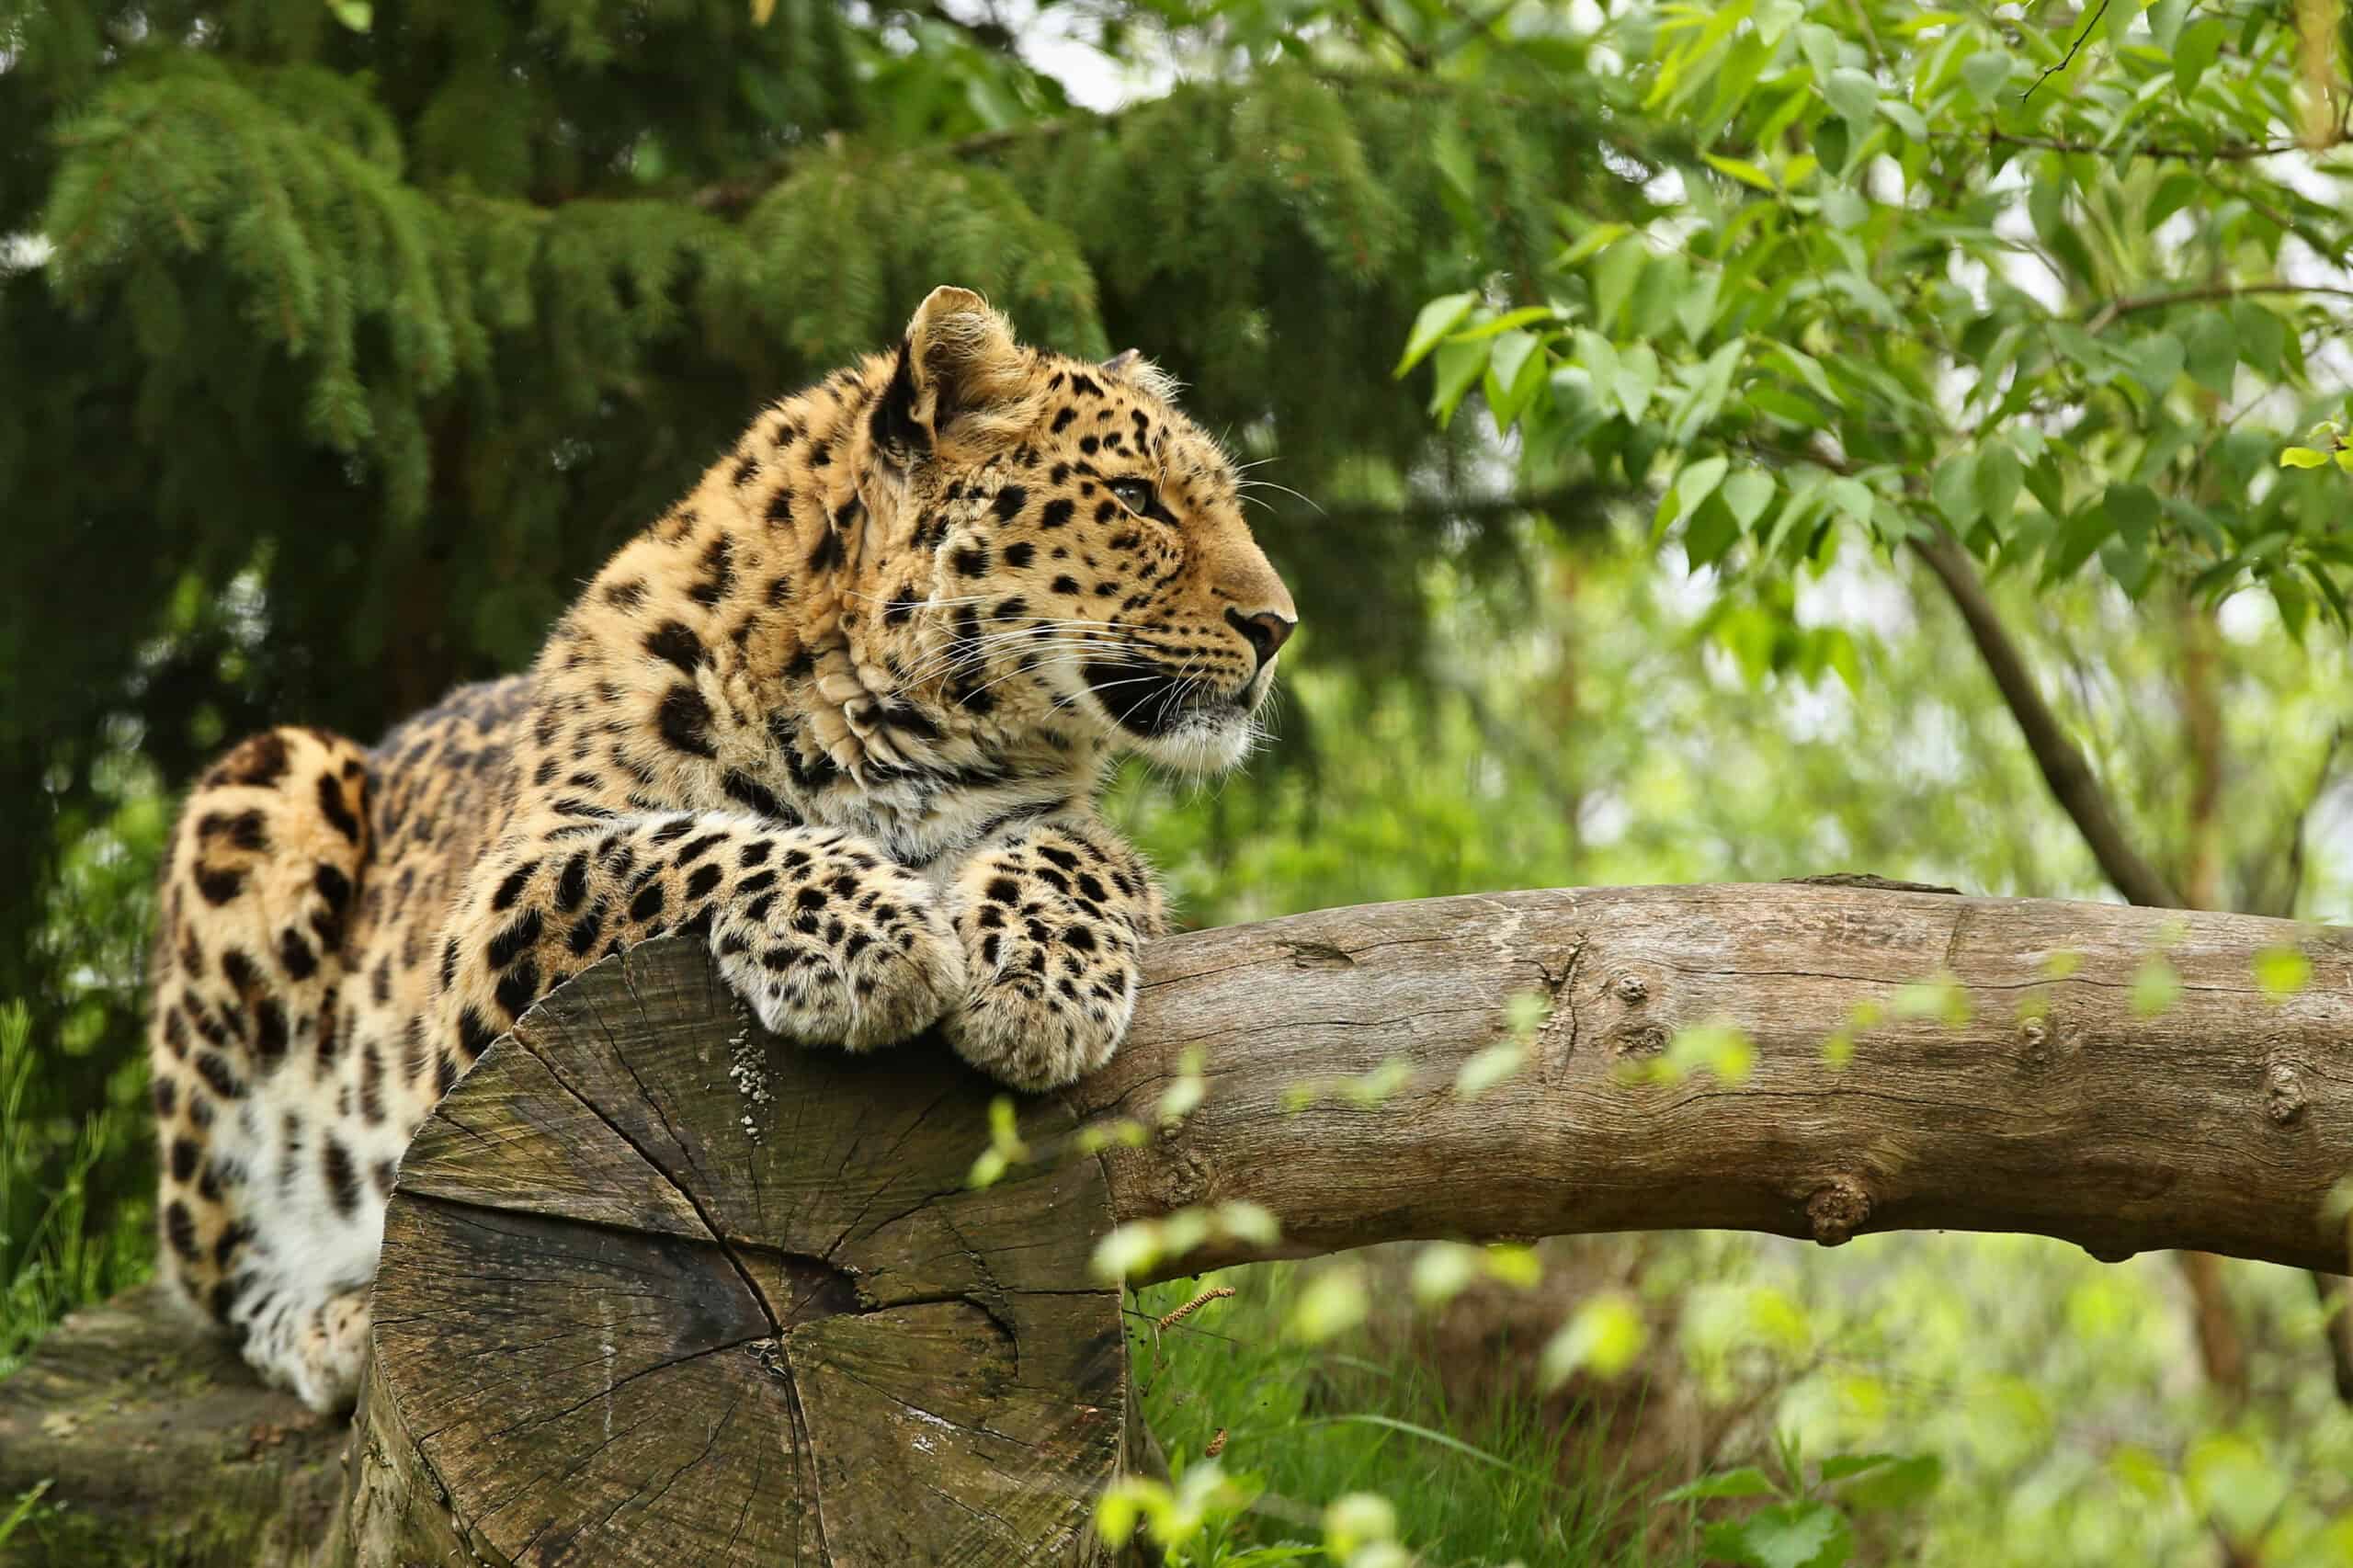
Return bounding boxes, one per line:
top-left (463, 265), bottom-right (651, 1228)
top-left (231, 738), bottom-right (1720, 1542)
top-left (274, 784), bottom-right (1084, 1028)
top-left (1226, 607), bottom-right (1298, 668)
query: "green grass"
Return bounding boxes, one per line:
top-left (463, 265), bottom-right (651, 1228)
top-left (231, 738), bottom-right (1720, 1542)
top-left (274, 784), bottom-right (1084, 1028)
top-left (0, 1001), bottom-right (151, 1382)
top-left (1133, 1267), bottom-right (1701, 1567)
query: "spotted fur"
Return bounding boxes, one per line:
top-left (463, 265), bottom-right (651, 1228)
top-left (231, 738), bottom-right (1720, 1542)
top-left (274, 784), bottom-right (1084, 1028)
top-left (145, 287), bottom-right (1296, 1411)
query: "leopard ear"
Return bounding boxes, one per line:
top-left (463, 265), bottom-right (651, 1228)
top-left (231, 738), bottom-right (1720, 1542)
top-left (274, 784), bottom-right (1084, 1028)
top-left (875, 286), bottom-right (1032, 461)
top-left (1098, 345), bottom-right (1181, 403)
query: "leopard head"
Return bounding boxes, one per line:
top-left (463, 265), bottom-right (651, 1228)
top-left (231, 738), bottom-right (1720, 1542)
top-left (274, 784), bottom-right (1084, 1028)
top-left (852, 286), bottom-right (1297, 776)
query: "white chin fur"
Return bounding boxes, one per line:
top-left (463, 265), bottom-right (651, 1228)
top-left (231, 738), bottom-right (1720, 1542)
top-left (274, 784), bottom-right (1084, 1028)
top-left (1132, 707), bottom-right (1257, 775)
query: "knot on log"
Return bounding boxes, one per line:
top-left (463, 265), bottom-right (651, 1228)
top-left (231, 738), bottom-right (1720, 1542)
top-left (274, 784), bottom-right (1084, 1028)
top-left (1805, 1176), bottom-right (1872, 1247)
top-left (2268, 1059), bottom-right (2308, 1125)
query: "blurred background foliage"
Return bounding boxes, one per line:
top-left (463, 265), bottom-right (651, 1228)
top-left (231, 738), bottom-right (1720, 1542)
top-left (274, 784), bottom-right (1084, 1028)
top-left (6, 0), bottom-right (2353, 1561)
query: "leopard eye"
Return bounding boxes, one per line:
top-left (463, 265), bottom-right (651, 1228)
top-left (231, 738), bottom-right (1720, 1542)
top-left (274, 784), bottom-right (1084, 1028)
top-left (1108, 478), bottom-right (1154, 516)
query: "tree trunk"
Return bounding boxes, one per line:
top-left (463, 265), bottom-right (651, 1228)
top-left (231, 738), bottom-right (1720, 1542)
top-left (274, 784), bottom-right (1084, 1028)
top-left (5, 881), bottom-right (2347, 1565)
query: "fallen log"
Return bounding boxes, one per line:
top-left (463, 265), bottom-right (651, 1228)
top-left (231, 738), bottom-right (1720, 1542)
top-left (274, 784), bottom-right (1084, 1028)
top-left (4, 882), bottom-right (2346, 1566)
top-left (1073, 882), bottom-right (2353, 1277)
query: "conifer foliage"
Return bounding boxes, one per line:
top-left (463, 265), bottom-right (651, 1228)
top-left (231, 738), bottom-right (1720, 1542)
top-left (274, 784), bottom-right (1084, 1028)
top-left (0, 0), bottom-right (1607, 1253)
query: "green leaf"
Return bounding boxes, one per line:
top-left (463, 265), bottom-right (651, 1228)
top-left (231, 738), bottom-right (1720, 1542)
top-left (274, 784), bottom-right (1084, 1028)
top-left (1676, 455), bottom-right (1732, 518)
top-left (2255, 946), bottom-right (2312, 1000)
top-left (1558, 222), bottom-right (1632, 267)
top-left (2145, 170), bottom-right (2201, 234)
top-left (2127, 332), bottom-right (2184, 397)
top-left (2131, 956), bottom-right (2182, 1018)
top-left (1703, 153), bottom-right (1782, 193)
top-left (2280, 447), bottom-right (2330, 469)
top-left (1443, 305), bottom-right (1555, 342)
top-left (1974, 444), bottom-right (2023, 530)
top-left (1289, 1267), bottom-right (1370, 1343)
top-left (1798, 22), bottom-right (1843, 81)
top-left (1412, 1241), bottom-right (1483, 1306)
top-left (2183, 312), bottom-right (2237, 395)
top-left (1747, 386), bottom-right (1824, 426)
top-left (1428, 337), bottom-right (1490, 427)
top-left (1823, 67), bottom-right (1879, 133)
top-left (2173, 17), bottom-right (2224, 98)
top-left (1593, 238), bottom-right (1648, 329)
top-left (326, 0), bottom-right (374, 29)
top-left (1485, 329), bottom-right (1544, 425)
top-left (1835, 1453), bottom-right (1942, 1510)
top-left (1818, 185), bottom-right (1868, 231)
top-left (1723, 470), bottom-right (1776, 530)
top-left (2187, 1433), bottom-right (2290, 1545)
top-left (1824, 477), bottom-right (1875, 529)
top-left (1813, 116), bottom-right (1851, 176)
top-left (1704, 1501), bottom-right (1853, 1568)
top-left (2233, 301), bottom-right (2287, 377)
top-left (1685, 497), bottom-right (1743, 567)
top-left (1751, 0), bottom-right (1802, 42)
top-left (1664, 1468), bottom-right (1782, 1503)
top-left (1576, 330), bottom-right (1622, 416)
top-left (1615, 344), bottom-right (1661, 423)
top-left (1396, 292), bottom-right (1478, 377)
top-left (2045, 505), bottom-right (2114, 582)
top-left (1677, 270), bottom-right (1726, 338)
top-left (2105, 483), bottom-right (2160, 541)
top-left (1453, 1040), bottom-right (1526, 1100)
top-left (1930, 450), bottom-right (1981, 528)
top-left (2023, 455), bottom-right (2068, 519)
top-left (1961, 48), bottom-right (2014, 106)
top-left (1540, 1292), bottom-right (1647, 1385)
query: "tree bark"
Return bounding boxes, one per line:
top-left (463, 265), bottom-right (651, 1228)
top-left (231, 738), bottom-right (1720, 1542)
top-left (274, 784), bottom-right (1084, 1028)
top-left (0, 1285), bottom-right (346, 1566)
top-left (5, 881), bottom-right (2347, 1566)
top-left (1072, 881), bottom-right (2349, 1278)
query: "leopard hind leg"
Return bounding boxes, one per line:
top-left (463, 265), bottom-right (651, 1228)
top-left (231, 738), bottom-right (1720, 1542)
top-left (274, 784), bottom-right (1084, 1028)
top-left (146, 726), bottom-right (385, 1411)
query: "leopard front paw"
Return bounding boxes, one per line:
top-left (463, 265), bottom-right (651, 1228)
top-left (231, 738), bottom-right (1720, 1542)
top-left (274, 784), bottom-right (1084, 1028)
top-left (710, 847), bottom-right (964, 1051)
top-left (941, 893), bottom-right (1139, 1091)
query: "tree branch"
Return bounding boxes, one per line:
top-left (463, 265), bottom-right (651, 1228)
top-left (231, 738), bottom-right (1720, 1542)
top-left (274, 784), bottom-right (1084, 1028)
top-left (1968, 130), bottom-right (2343, 163)
top-left (1907, 526), bottom-right (2186, 909)
top-left (2024, 0), bottom-right (2112, 101)
top-left (2086, 281), bottom-right (2353, 332)
top-left (1063, 884), bottom-right (2350, 1278)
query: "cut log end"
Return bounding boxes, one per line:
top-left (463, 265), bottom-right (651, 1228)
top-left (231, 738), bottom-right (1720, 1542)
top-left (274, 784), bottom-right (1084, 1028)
top-left (341, 936), bottom-right (1131, 1568)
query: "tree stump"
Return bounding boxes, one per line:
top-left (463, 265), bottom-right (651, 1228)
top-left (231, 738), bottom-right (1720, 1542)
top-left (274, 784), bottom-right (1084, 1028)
top-left (335, 937), bottom-right (1132, 1567)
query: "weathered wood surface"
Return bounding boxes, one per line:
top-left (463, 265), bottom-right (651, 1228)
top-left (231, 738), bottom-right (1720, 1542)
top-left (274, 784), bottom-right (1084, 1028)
top-left (339, 937), bottom-right (1131, 1568)
top-left (8, 881), bottom-right (2349, 1566)
top-left (0, 1285), bottom-right (344, 1566)
top-left (1074, 882), bottom-right (2353, 1277)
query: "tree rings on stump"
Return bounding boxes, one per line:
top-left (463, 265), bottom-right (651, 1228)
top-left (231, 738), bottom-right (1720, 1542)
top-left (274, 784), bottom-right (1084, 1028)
top-left (339, 936), bottom-right (1130, 1566)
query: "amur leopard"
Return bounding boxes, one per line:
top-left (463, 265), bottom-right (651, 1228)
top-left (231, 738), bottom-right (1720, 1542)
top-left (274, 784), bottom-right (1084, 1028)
top-left (144, 286), bottom-right (1297, 1412)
